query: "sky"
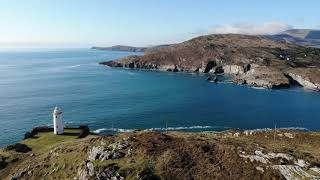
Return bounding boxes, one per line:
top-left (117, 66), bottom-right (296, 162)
top-left (0, 0), bottom-right (319, 48)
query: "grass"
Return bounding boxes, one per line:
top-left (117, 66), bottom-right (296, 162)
top-left (2, 130), bottom-right (320, 179)
top-left (21, 129), bottom-right (81, 154)
top-left (44, 146), bottom-right (87, 179)
top-left (91, 153), bottom-right (158, 180)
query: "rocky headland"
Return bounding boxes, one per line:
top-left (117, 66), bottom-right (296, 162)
top-left (100, 34), bottom-right (320, 91)
top-left (1, 128), bottom-right (320, 179)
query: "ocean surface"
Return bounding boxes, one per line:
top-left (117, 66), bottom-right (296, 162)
top-left (1, 48), bottom-right (320, 147)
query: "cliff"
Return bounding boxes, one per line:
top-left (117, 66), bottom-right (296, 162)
top-left (100, 34), bottom-right (320, 91)
top-left (1, 129), bottom-right (320, 179)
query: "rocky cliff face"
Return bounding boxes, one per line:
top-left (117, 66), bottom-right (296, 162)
top-left (235, 66), bottom-right (290, 89)
top-left (285, 68), bottom-right (320, 91)
top-left (100, 34), bottom-right (320, 91)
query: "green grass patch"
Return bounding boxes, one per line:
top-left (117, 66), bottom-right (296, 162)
top-left (21, 129), bottom-right (81, 154)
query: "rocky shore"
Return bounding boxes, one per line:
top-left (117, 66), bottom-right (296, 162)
top-left (1, 128), bottom-right (320, 179)
top-left (100, 34), bottom-right (320, 91)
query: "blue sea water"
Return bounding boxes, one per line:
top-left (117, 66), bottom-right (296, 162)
top-left (0, 48), bottom-right (320, 147)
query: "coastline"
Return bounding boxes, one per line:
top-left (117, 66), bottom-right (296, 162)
top-left (99, 62), bottom-right (320, 92)
top-left (1, 127), bottom-right (320, 179)
top-left (100, 34), bottom-right (320, 91)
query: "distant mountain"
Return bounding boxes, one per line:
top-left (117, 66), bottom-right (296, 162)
top-left (91, 44), bottom-right (170, 52)
top-left (266, 29), bottom-right (320, 48)
top-left (281, 29), bottom-right (320, 39)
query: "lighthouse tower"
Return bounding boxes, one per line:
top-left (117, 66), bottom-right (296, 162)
top-left (53, 106), bottom-right (64, 135)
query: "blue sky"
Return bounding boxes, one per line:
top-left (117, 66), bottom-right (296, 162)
top-left (0, 0), bottom-right (319, 47)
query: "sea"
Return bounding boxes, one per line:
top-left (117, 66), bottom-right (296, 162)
top-left (1, 48), bottom-right (320, 147)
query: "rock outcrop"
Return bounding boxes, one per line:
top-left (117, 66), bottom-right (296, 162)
top-left (222, 65), bottom-right (246, 75)
top-left (285, 68), bottom-right (320, 91)
top-left (100, 34), bottom-right (320, 91)
top-left (235, 66), bottom-right (290, 88)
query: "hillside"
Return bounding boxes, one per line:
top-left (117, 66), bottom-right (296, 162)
top-left (267, 29), bottom-right (320, 48)
top-left (100, 34), bottom-right (320, 91)
top-left (1, 129), bottom-right (320, 179)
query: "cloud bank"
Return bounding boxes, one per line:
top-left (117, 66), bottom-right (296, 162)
top-left (209, 22), bottom-right (291, 35)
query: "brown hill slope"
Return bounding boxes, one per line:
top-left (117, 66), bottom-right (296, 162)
top-left (100, 34), bottom-right (320, 90)
top-left (1, 130), bottom-right (320, 179)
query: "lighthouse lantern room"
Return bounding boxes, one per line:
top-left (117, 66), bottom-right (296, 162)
top-left (53, 106), bottom-right (64, 135)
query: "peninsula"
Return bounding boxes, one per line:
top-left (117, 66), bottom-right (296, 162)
top-left (100, 34), bottom-right (320, 91)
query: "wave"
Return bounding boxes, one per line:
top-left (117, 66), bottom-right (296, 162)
top-left (243, 127), bottom-right (309, 133)
top-left (251, 87), bottom-right (267, 90)
top-left (144, 125), bottom-right (219, 131)
top-left (66, 64), bottom-right (82, 69)
top-left (92, 126), bottom-right (309, 134)
top-left (93, 128), bottom-right (135, 133)
top-left (278, 127), bottom-right (308, 131)
top-left (92, 125), bottom-right (228, 134)
top-left (93, 128), bottom-right (108, 133)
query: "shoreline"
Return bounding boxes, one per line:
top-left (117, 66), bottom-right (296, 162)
top-left (99, 63), bottom-right (319, 93)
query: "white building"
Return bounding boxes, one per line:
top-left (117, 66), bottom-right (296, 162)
top-left (53, 106), bottom-right (64, 135)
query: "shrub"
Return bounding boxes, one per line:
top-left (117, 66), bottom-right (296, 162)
top-left (4, 143), bottom-right (32, 153)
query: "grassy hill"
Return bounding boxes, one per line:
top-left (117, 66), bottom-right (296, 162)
top-left (1, 129), bottom-right (320, 179)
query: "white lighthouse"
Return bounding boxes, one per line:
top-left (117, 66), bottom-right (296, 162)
top-left (53, 106), bottom-right (64, 135)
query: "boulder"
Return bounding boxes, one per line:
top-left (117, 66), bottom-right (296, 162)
top-left (108, 142), bottom-right (128, 151)
top-left (88, 146), bottom-right (105, 161)
top-left (213, 77), bottom-right (219, 83)
top-left (79, 162), bottom-right (124, 180)
top-left (88, 144), bottom-right (127, 161)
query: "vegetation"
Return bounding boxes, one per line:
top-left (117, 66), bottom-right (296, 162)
top-left (1, 129), bottom-right (320, 179)
top-left (21, 129), bottom-right (81, 154)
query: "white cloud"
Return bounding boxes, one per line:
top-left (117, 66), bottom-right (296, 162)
top-left (209, 22), bottom-right (291, 35)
